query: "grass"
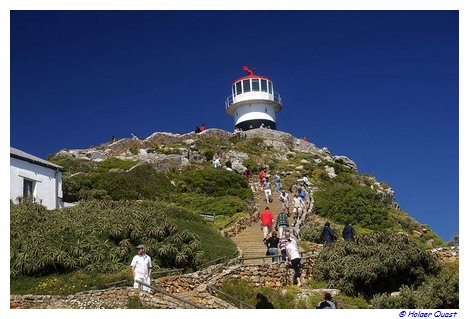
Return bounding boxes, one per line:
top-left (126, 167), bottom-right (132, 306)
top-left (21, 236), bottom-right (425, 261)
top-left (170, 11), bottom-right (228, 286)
top-left (11, 268), bottom-right (131, 295)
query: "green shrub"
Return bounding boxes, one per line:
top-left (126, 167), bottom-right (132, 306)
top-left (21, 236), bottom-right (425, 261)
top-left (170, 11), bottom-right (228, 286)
top-left (300, 220), bottom-right (340, 244)
top-left (314, 184), bottom-right (396, 230)
top-left (95, 157), bottom-right (137, 172)
top-left (313, 232), bottom-right (439, 297)
top-left (169, 193), bottom-right (247, 216)
top-left (176, 167), bottom-right (252, 200)
top-left (10, 200), bottom-right (237, 278)
top-left (371, 266), bottom-right (459, 309)
top-left (63, 164), bottom-right (175, 202)
top-left (49, 156), bottom-right (96, 175)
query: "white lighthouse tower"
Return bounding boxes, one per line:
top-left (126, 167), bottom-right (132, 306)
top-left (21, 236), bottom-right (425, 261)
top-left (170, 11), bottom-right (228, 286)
top-left (225, 66), bottom-right (282, 131)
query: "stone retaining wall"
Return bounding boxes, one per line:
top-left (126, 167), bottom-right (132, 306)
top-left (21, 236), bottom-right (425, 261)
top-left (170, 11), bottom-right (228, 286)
top-left (430, 246), bottom-right (459, 262)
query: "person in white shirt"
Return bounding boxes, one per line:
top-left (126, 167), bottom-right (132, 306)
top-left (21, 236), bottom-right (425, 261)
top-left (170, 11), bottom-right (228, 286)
top-left (292, 193), bottom-right (304, 219)
top-left (286, 238), bottom-right (302, 287)
top-left (279, 190), bottom-right (290, 216)
top-left (131, 244), bottom-right (152, 292)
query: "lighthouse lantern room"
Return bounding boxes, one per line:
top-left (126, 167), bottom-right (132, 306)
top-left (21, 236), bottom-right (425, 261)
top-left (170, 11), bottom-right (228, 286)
top-left (225, 66), bottom-right (282, 131)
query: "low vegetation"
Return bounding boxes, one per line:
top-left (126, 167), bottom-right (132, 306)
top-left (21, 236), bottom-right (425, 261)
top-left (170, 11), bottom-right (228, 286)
top-left (10, 200), bottom-right (237, 279)
top-left (312, 232), bottom-right (439, 296)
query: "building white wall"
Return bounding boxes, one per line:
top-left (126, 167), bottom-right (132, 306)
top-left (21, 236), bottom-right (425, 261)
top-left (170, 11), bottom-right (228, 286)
top-left (234, 103), bottom-right (276, 126)
top-left (10, 157), bottom-right (63, 210)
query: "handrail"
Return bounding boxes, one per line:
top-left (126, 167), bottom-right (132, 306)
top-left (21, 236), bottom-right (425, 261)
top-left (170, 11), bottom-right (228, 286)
top-left (225, 92), bottom-right (282, 109)
top-left (200, 256), bottom-right (229, 268)
top-left (206, 284), bottom-right (255, 309)
top-left (135, 279), bottom-right (205, 309)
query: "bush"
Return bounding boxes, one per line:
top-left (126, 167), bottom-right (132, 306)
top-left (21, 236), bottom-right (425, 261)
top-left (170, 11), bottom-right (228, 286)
top-left (176, 167), bottom-right (252, 200)
top-left (169, 193), bottom-right (247, 216)
top-left (63, 164), bottom-right (175, 202)
top-left (313, 232), bottom-right (439, 296)
top-left (371, 267), bottom-right (459, 309)
top-left (300, 220), bottom-right (340, 244)
top-left (314, 184), bottom-right (396, 230)
top-left (10, 200), bottom-right (237, 278)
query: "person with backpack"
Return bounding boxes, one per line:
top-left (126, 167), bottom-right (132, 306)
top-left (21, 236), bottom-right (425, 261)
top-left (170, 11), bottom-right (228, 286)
top-left (292, 193), bottom-right (304, 219)
top-left (342, 223), bottom-right (356, 241)
top-left (265, 231), bottom-right (280, 263)
top-left (316, 293), bottom-right (337, 309)
top-left (276, 208), bottom-right (289, 239)
top-left (321, 222), bottom-right (336, 245)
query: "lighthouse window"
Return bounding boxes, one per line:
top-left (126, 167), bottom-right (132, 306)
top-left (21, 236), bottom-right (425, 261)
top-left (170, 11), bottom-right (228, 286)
top-left (243, 80), bottom-right (251, 92)
top-left (268, 81), bottom-right (273, 94)
top-left (232, 84), bottom-right (236, 96)
top-left (235, 81), bottom-right (242, 95)
top-left (261, 79), bottom-right (268, 92)
top-left (252, 79), bottom-right (260, 91)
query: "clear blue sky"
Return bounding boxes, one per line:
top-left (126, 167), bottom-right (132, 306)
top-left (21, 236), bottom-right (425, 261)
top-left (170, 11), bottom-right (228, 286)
top-left (10, 11), bottom-right (458, 240)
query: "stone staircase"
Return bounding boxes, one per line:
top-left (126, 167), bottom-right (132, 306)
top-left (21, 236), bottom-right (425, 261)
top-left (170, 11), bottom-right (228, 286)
top-left (231, 182), bottom-right (294, 265)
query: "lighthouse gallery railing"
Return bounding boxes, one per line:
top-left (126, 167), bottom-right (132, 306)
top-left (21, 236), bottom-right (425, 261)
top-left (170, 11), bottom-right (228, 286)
top-left (225, 92), bottom-right (282, 109)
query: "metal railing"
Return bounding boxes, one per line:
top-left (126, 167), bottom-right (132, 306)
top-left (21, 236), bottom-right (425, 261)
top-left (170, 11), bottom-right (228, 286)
top-left (206, 284), bottom-right (255, 309)
top-left (135, 279), bottom-right (205, 309)
top-left (225, 92), bottom-right (282, 109)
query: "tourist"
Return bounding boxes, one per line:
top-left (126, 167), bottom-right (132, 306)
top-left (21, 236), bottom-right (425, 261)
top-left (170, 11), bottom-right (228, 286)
top-left (286, 238), bottom-right (302, 287)
top-left (321, 222), bottom-right (336, 245)
top-left (302, 176), bottom-right (311, 187)
top-left (316, 293), bottom-right (337, 309)
top-left (259, 168), bottom-right (266, 185)
top-left (279, 190), bottom-right (290, 216)
top-left (266, 231), bottom-right (280, 263)
top-left (259, 206), bottom-right (275, 241)
top-left (243, 168), bottom-right (251, 179)
top-left (292, 193), bottom-right (304, 219)
top-left (263, 178), bottom-right (273, 203)
top-left (213, 157), bottom-right (221, 169)
top-left (273, 173), bottom-right (282, 192)
top-left (278, 232), bottom-right (288, 261)
top-left (342, 223), bottom-right (356, 241)
top-left (255, 293), bottom-right (274, 309)
top-left (276, 208), bottom-right (289, 238)
top-left (284, 230), bottom-right (297, 249)
top-left (131, 244), bottom-right (152, 292)
top-left (199, 124), bottom-right (206, 132)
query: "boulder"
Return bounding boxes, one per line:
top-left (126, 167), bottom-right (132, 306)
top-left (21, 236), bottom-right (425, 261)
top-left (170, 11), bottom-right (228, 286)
top-left (333, 155), bottom-right (358, 171)
top-left (324, 165), bottom-right (337, 178)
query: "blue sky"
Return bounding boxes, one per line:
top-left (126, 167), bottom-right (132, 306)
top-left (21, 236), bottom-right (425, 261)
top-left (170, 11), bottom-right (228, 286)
top-left (10, 11), bottom-right (458, 240)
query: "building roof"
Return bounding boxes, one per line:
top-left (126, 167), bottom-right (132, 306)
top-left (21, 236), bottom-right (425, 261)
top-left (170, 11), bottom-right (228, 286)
top-left (232, 74), bottom-right (272, 84)
top-left (10, 147), bottom-right (63, 171)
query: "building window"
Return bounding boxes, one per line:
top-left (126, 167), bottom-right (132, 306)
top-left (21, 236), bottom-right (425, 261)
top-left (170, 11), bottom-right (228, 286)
top-left (261, 79), bottom-right (267, 92)
top-left (252, 79), bottom-right (260, 91)
top-left (268, 81), bottom-right (273, 94)
top-left (23, 179), bottom-right (34, 198)
top-left (243, 79), bottom-right (251, 92)
top-left (236, 82), bottom-right (242, 95)
top-left (232, 84), bottom-right (236, 96)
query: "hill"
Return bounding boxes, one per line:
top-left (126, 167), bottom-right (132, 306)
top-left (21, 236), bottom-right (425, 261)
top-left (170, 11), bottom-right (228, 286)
top-left (49, 128), bottom-right (444, 248)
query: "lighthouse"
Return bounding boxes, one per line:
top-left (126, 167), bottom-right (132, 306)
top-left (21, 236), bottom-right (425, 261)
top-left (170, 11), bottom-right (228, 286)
top-left (225, 66), bottom-right (282, 131)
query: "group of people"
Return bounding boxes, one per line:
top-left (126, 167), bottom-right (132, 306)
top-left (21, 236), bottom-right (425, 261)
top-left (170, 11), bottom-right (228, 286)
top-left (321, 221), bottom-right (356, 245)
top-left (256, 292), bottom-right (337, 309)
top-left (213, 157), bottom-right (233, 171)
top-left (259, 206), bottom-right (302, 287)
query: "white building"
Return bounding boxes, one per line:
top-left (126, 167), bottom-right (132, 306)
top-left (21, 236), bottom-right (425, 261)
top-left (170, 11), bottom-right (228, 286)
top-left (10, 147), bottom-right (63, 210)
top-left (225, 66), bottom-right (282, 130)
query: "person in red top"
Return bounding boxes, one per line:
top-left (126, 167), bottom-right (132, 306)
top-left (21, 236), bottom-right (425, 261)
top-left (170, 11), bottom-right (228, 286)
top-left (259, 169), bottom-right (266, 185)
top-left (259, 206), bottom-right (275, 241)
